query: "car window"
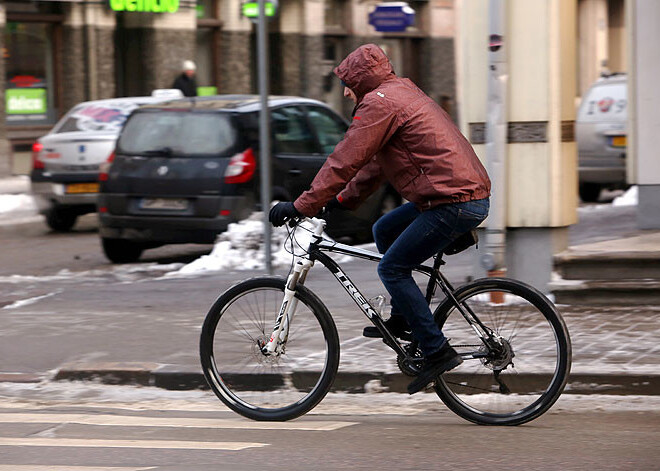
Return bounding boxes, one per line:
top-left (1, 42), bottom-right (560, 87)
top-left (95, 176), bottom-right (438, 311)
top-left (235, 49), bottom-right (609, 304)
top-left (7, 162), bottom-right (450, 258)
top-left (271, 106), bottom-right (318, 155)
top-left (306, 106), bottom-right (348, 154)
top-left (53, 102), bottom-right (143, 134)
top-left (117, 111), bottom-right (238, 156)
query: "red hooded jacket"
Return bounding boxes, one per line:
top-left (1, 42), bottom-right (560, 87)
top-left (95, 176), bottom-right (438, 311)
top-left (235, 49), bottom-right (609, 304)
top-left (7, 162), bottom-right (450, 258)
top-left (293, 44), bottom-right (491, 217)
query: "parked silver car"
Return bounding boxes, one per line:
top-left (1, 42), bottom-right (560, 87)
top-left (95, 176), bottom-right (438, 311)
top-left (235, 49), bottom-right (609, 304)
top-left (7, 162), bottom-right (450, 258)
top-left (30, 90), bottom-right (182, 231)
top-left (576, 74), bottom-right (627, 202)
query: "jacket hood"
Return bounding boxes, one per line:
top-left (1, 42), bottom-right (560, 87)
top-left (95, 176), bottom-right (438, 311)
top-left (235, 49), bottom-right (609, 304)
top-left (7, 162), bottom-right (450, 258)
top-left (334, 44), bottom-right (395, 100)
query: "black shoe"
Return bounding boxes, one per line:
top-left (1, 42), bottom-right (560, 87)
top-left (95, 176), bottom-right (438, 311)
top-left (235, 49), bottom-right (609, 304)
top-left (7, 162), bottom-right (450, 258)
top-left (363, 315), bottom-right (413, 341)
top-left (407, 343), bottom-right (463, 394)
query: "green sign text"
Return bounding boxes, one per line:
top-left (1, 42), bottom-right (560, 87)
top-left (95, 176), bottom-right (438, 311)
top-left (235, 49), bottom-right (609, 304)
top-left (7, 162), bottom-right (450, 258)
top-left (242, 2), bottom-right (276, 18)
top-left (6, 88), bottom-right (47, 115)
top-left (109, 0), bottom-right (180, 13)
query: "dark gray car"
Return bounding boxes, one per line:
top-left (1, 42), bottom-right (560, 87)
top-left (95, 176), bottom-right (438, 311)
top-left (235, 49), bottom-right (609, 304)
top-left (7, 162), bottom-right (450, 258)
top-left (98, 95), bottom-right (400, 263)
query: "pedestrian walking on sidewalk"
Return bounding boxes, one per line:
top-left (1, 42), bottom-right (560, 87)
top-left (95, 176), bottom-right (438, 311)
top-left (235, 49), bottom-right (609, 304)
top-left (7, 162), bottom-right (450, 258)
top-left (269, 43), bottom-right (491, 394)
top-left (172, 60), bottom-right (198, 97)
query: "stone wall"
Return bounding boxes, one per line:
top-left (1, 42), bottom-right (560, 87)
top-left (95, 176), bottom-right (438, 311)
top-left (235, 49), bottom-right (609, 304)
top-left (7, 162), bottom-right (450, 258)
top-left (0, 22), bottom-right (9, 176)
top-left (95, 27), bottom-right (116, 99)
top-left (301, 35), bottom-right (324, 100)
top-left (219, 31), bottom-right (253, 94)
top-left (419, 37), bottom-right (456, 121)
top-left (61, 26), bottom-right (87, 115)
top-left (140, 28), bottom-right (196, 94)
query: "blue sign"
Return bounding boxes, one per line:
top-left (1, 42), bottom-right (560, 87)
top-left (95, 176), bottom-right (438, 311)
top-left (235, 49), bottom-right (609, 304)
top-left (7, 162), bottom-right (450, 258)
top-left (368, 2), bottom-right (415, 33)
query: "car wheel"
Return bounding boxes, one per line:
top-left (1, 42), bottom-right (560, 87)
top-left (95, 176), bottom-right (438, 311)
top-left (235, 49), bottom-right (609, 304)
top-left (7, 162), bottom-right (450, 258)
top-left (579, 183), bottom-right (602, 203)
top-left (45, 208), bottom-right (78, 232)
top-left (101, 238), bottom-right (144, 264)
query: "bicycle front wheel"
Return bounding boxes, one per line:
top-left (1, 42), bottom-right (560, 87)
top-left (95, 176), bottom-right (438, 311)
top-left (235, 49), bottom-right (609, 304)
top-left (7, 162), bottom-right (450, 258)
top-left (200, 277), bottom-right (340, 421)
top-left (433, 278), bottom-right (571, 426)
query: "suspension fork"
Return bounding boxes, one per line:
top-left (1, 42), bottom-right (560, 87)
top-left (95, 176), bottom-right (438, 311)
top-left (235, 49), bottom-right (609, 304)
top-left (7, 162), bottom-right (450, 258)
top-left (261, 257), bottom-right (313, 355)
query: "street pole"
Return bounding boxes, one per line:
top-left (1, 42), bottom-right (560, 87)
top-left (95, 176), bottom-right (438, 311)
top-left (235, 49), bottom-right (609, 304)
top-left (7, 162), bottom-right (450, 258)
top-left (482, 0), bottom-right (508, 276)
top-left (257, 0), bottom-right (273, 274)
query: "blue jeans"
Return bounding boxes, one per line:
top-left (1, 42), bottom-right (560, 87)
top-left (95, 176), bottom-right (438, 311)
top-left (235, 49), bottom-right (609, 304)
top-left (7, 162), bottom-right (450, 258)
top-left (373, 198), bottom-right (490, 356)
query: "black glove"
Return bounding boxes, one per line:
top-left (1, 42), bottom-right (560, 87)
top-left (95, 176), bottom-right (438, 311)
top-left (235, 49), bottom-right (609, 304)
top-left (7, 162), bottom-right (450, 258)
top-left (269, 202), bottom-right (301, 227)
top-left (325, 197), bottom-right (343, 212)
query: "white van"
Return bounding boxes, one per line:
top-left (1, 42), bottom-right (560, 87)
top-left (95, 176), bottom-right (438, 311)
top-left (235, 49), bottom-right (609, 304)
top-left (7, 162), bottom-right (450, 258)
top-left (575, 74), bottom-right (627, 202)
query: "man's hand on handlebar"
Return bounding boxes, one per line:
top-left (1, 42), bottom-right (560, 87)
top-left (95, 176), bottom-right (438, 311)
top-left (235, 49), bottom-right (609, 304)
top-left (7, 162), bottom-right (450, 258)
top-left (318, 197), bottom-right (344, 218)
top-left (269, 202), bottom-right (301, 227)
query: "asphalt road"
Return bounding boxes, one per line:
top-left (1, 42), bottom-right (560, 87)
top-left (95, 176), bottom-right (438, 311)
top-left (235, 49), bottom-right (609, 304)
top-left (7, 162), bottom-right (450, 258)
top-left (0, 384), bottom-right (657, 470)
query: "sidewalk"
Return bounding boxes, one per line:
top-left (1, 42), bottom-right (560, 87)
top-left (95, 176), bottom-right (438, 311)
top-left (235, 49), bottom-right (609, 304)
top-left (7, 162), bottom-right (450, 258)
top-left (49, 229), bottom-right (660, 395)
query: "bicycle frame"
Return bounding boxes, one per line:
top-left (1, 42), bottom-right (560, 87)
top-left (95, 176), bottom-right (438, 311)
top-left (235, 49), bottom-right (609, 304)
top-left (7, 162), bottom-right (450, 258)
top-left (262, 218), bottom-right (500, 359)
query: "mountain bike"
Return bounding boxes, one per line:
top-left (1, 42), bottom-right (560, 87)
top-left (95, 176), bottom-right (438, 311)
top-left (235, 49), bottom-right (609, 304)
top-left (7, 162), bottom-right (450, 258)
top-left (200, 217), bottom-right (572, 425)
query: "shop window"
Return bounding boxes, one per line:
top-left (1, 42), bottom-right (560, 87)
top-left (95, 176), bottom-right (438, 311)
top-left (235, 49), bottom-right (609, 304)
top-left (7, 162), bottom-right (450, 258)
top-left (5, 22), bottom-right (57, 126)
top-left (196, 0), bottom-right (221, 96)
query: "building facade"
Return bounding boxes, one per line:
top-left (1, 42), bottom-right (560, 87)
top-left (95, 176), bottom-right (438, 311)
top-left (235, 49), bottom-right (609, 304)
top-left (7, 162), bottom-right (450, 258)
top-left (0, 0), bottom-right (458, 176)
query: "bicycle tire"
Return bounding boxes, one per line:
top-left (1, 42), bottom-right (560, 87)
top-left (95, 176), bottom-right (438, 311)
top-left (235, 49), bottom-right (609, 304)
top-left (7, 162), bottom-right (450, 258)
top-left (433, 278), bottom-right (571, 426)
top-left (200, 277), bottom-right (340, 421)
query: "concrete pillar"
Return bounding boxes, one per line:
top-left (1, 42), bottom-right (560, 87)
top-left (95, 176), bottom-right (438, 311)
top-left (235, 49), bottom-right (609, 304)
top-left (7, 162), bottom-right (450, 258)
top-left (578, 0), bottom-right (608, 95)
top-left (627, 0), bottom-right (660, 230)
top-left (219, 0), bottom-right (253, 94)
top-left (0, 4), bottom-right (10, 177)
top-left (63, 3), bottom-right (116, 109)
top-left (457, 0), bottom-right (578, 292)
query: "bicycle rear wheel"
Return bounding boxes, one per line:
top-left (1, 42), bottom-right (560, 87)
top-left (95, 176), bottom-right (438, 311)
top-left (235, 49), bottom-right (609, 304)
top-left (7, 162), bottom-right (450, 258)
top-left (433, 278), bottom-right (571, 425)
top-left (200, 277), bottom-right (340, 421)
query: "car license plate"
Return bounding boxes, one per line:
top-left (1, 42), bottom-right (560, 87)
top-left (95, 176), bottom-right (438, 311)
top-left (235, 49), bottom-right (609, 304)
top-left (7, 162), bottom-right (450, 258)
top-left (610, 136), bottom-right (626, 148)
top-left (140, 198), bottom-right (188, 210)
top-left (65, 183), bottom-right (100, 194)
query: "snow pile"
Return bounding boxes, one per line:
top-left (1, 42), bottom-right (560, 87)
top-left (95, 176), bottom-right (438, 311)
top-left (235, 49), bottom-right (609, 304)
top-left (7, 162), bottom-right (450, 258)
top-left (0, 194), bottom-right (37, 216)
top-left (612, 185), bottom-right (638, 207)
top-left (166, 212), bottom-right (332, 276)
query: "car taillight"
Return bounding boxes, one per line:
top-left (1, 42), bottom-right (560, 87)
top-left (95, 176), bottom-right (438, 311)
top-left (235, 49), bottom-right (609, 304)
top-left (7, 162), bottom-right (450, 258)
top-left (32, 141), bottom-right (44, 170)
top-left (224, 148), bottom-right (256, 184)
top-left (99, 152), bottom-right (115, 182)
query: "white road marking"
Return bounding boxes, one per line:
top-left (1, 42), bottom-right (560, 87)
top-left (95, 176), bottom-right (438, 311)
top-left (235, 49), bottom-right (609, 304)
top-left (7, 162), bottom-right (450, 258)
top-left (0, 413), bottom-right (356, 431)
top-left (0, 467), bottom-right (156, 471)
top-left (0, 437), bottom-right (267, 451)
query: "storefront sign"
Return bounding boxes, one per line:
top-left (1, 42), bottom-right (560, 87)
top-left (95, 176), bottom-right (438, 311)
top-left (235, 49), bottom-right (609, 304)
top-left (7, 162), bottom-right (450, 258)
top-left (242, 1), bottom-right (277, 19)
top-left (197, 86), bottom-right (218, 96)
top-left (368, 2), bottom-right (415, 33)
top-left (6, 88), bottom-right (47, 115)
top-left (109, 0), bottom-right (180, 13)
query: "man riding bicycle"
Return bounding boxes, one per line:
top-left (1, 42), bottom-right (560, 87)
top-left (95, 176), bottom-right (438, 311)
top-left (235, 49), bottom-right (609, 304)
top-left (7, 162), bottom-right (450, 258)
top-left (270, 44), bottom-right (491, 394)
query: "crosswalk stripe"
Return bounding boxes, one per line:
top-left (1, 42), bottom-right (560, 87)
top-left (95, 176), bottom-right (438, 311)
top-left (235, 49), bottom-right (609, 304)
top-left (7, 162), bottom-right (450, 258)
top-left (0, 467), bottom-right (156, 471)
top-left (0, 413), bottom-right (356, 431)
top-left (0, 437), bottom-right (267, 451)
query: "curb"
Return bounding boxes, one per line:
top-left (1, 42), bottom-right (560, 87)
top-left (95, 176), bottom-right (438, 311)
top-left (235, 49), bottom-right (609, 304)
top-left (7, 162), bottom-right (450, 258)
top-left (43, 362), bottom-right (660, 396)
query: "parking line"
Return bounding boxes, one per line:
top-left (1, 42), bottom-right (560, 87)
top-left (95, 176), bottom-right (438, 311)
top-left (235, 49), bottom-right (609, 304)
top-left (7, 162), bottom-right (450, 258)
top-left (0, 467), bottom-right (156, 471)
top-left (0, 413), bottom-right (357, 431)
top-left (0, 437), bottom-right (267, 451)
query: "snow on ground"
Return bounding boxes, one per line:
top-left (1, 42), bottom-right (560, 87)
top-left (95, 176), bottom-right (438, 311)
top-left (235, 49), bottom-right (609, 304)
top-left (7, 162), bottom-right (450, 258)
top-left (612, 185), bottom-right (638, 206)
top-left (0, 382), bottom-right (658, 415)
top-left (0, 194), bottom-right (37, 216)
top-left (165, 212), bottom-right (348, 276)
